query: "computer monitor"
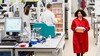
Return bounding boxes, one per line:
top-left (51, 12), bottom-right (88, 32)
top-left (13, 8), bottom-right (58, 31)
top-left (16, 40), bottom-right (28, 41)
top-left (5, 17), bottom-right (22, 36)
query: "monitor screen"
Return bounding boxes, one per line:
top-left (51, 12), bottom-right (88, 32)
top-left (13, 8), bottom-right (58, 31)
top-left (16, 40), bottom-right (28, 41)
top-left (5, 17), bottom-right (22, 32)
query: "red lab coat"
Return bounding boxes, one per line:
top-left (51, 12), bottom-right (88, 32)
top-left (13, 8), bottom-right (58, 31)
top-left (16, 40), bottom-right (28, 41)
top-left (71, 18), bottom-right (90, 53)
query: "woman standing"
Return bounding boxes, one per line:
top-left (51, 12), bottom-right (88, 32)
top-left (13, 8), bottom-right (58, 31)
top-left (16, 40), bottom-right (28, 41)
top-left (71, 9), bottom-right (90, 56)
top-left (23, 5), bottom-right (31, 41)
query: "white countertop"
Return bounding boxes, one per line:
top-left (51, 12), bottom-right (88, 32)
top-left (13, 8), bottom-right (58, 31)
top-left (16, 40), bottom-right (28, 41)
top-left (0, 33), bottom-right (65, 49)
top-left (15, 34), bottom-right (65, 49)
top-left (0, 46), bottom-right (14, 48)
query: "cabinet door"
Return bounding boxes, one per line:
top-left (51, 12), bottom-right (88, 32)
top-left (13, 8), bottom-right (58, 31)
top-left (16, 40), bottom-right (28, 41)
top-left (0, 51), bottom-right (11, 56)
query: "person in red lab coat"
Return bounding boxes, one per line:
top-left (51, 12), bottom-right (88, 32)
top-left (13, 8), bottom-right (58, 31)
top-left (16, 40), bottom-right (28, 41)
top-left (71, 9), bottom-right (90, 56)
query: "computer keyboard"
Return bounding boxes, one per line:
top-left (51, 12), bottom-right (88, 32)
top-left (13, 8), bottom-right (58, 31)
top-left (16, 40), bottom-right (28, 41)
top-left (0, 42), bottom-right (17, 46)
top-left (2, 36), bottom-right (16, 40)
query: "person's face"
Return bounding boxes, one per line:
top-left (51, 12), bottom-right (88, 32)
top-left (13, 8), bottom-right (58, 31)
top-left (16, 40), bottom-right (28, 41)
top-left (49, 7), bottom-right (52, 11)
top-left (78, 11), bottom-right (82, 17)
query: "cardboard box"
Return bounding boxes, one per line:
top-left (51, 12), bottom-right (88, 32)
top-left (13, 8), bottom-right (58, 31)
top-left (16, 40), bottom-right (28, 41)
top-left (75, 27), bottom-right (85, 33)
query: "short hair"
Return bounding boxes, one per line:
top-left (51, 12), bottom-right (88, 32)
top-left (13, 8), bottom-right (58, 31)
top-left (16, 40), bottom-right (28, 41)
top-left (47, 4), bottom-right (52, 8)
top-left (74, 9), bottom-right (87, 17)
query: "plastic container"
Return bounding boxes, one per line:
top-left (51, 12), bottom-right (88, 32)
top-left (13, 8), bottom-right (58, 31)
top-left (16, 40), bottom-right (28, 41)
top-left (75, 27), bottom-right (85, 33)
top-left (19, 43), bottom-right (27, 47)
top-left (30, 39), bottom-right (37, 45)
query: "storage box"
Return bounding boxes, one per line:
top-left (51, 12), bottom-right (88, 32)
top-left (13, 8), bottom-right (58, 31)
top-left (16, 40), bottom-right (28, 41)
top-left (75, 27), bottom-right (85, 33)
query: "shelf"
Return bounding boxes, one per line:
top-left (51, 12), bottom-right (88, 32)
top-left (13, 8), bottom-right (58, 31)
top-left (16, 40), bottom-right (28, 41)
top-left (56, 29), bottom-right (63, 32)
top-left (56, 27), bottom-right (63, 29)
top-left (56, 23), bottom-right (63, 25)
top-left (55, 31), bottom-right (63, 34)
top-left (88, 2), bottom-right (95, 5)
top-left (56, 28), bottom-right (63, 29)
top-left (26, 0), bottom-right (38, 2)
top-left (54, 13), bottom-right (63, 15)
top-left (51, 1), bottom-right (64, 33)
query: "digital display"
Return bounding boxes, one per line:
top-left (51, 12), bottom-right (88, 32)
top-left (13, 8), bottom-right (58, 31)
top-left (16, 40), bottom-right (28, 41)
top-left (5, 17), bottom-right (22, 32)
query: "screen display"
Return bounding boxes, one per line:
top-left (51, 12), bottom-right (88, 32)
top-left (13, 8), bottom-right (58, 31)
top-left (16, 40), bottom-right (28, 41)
top-left (5, 17), bottom-right (22, 32)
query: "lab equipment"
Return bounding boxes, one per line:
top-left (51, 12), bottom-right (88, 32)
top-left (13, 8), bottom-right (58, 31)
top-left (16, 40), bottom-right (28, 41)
top-left (14, 8), bottom-right (19, 17)
top-left (0, 42), bottom-right (16, 46)
top-left (1, 17), bottom-right (22, 44)
top-left (4, 12), bottom-right (14, 17)
top-left (41, 26), bottom-right (55, 38)
top-left (32, 23), bottom-right (46, 38)
top-left (30, 39), bottom-right (37, 45)
top-left (32, 23), bottom-right (55, 38)
top-left (1, 3), bottom-right (7, 11)
top-left (1, 36), bottom-right (21, 43)
top-left (5, 17), bottom-right (22, 33)
top-left (36, 37), bottom-right (46, 43)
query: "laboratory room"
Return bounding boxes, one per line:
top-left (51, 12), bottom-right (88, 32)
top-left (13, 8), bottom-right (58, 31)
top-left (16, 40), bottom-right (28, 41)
top-left (0, 0), bottom-right (99, 56)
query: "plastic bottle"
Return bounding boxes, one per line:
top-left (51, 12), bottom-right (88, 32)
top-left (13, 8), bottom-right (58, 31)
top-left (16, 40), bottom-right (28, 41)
top-left (29, 39), bottom-right (32, 47)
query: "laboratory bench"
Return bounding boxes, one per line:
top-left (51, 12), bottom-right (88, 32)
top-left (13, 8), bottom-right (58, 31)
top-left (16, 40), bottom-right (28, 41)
top-left (0, 34), bottom-right (65, 56)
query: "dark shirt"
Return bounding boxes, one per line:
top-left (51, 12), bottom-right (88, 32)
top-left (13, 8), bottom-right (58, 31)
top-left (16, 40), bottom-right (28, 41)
top-left (14, 11), bottom-right (19, 17)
